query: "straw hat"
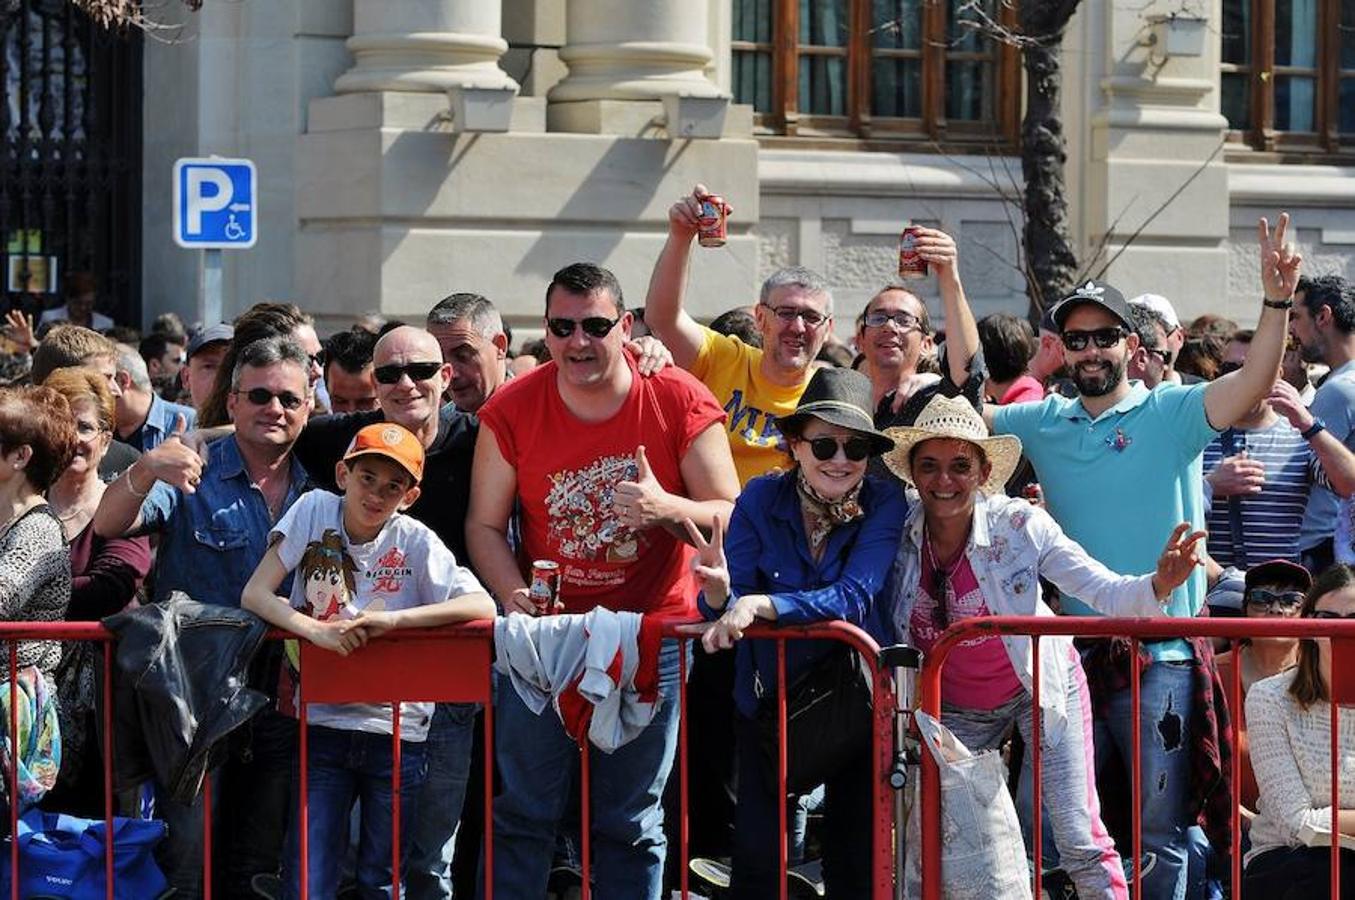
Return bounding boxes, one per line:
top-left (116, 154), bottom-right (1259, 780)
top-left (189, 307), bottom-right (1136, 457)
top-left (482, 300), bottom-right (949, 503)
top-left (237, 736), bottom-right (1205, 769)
top-left (882, 394), bottom-right (1023, 494)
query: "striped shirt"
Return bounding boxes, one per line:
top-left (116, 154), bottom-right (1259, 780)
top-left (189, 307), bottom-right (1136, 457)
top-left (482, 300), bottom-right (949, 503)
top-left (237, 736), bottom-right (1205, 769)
top-left (1203, 418), bottom-right (1320, 567)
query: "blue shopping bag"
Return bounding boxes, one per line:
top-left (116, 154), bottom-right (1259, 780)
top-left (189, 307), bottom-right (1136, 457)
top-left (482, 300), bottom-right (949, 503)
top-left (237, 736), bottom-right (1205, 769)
top-left (0, 809), bottom-right (168, 899)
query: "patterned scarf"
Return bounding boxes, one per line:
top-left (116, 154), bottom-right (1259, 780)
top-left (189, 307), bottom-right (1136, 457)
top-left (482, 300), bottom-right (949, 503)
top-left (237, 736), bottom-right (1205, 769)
top-left (795, 468), bottom-right (865, 552)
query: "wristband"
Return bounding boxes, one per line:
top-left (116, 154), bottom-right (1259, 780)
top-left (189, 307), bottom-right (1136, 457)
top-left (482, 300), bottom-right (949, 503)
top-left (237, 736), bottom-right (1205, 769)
top-left (1301, 418), bottom-right (1327, 441)
top-left (123, 464), bottom-right (151, 498)
top-left (1263, 297), bottom-right (1294, 310)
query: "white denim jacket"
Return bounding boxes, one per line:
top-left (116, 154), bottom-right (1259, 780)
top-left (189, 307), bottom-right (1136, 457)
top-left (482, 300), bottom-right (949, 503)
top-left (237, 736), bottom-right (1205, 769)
top-left (890, 493), bottom-right (1165, 745)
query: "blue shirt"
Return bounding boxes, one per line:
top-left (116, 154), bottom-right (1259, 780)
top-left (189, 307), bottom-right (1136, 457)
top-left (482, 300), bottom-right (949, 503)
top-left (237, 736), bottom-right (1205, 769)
top-left (699, 471), bottom-right (907, 718)
top-left (1300, 360), bottom-right (1355, 551)
top-left (992, 381), bottom-right (1218, 661)
top-left (122, 393), bottom-right (198, 453)
top-left (136, 435), bottom-right (310, 606)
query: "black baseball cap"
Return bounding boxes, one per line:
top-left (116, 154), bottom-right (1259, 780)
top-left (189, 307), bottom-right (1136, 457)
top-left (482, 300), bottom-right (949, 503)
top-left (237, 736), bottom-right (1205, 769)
top-left (1244, 559), bottom-right (1312, 594)
top-left (1050, 280), bottom-right (1132, 331)
top-left (187, 323), bottom-right (234, 359)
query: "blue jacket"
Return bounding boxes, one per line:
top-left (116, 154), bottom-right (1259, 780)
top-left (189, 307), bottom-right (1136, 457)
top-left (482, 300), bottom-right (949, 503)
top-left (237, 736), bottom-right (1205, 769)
top-left (699, 471), bottom-right (907, 717)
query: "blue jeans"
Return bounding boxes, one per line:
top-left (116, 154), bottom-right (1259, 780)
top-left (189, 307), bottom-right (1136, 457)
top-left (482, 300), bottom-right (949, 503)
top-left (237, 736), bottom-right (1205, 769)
top-left (1092, 658), bottom-right (1197, 900)
top-left (484, 640), bottom-right (682, 900)
top-left (283, 725), bottom-right (429, 900)
top-left (406, 702), bottom-right (476, 900)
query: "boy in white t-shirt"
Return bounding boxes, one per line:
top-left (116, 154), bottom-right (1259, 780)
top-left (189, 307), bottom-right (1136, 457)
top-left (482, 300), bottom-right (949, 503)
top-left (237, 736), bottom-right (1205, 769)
top-left (242, 422), bottom-right (494, 900)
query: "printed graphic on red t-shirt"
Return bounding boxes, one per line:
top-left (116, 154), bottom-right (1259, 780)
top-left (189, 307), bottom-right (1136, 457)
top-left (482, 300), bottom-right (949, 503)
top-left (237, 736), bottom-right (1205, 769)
top-left (368, 546), bottom-right (412, 594)
top-left (545, 453), bottom-right (653, 580)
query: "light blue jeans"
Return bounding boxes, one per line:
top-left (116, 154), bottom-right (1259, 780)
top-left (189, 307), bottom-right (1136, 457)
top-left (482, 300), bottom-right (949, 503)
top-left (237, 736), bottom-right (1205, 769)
top-left (482, 640), bottom-right (682, 900)
top-left (406, 702), bottom-right (477, 900)
top-left (1092, 658), bottom-right (1198, 900)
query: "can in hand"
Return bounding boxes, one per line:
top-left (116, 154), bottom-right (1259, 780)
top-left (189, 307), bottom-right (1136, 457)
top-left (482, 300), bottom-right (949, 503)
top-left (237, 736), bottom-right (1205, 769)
top-left (529, 560), bottom-right (561, 615)
top-left (697, 194), bottom-right (729, 248)
top-left (898, 223), bottom-right (928, 280)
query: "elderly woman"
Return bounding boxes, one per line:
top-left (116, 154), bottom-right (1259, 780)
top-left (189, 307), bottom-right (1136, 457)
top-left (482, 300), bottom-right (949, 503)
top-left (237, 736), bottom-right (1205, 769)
top-left (0, 385), bottom-right (77, 678)
top-left (884, 394), bottom-right (1205, 900)
top-left (1244, 563), bottom-right (1355, 897)
top-left (688, 367), bottom-right (906, 898)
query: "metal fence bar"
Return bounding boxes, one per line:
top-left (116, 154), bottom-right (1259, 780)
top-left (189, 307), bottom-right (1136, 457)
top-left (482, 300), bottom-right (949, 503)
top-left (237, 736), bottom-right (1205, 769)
top-left (8, 644), bottom-right (17, 900)
top-left (1030, 633), bottom-right (1042, 899)
top-left (677, 638), bottom-right (690, 900)
top-left (1229, 642), bottom-right (1242, 898)
top-left (1131, 637), bottom-right (1143, 898)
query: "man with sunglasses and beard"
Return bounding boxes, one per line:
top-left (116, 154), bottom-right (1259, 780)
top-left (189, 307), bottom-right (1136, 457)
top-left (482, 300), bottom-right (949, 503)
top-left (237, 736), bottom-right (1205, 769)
top-left (984, 215), bottom-right (1303, 900)
top-left (93, 335), bottom-right (315, 899)
top-left (467, 262), bottom-right (738, 900)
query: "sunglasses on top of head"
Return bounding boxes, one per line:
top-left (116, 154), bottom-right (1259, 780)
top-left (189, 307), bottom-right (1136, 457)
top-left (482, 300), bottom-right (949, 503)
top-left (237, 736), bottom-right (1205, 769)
top-left (234, 387), bottom-right (308, 411)
top-left (1061, 328), bottom-right (1127, 351)
top-left (805, 436), bottom-right (872, 462)
top-left (546, 315), bottom-right (623, 339)
top-left (373, 361), bottom-right (443, 385)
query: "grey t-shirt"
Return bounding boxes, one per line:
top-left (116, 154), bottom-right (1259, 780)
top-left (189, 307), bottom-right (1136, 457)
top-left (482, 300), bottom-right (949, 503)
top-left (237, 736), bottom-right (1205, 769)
top-left (1299, 360), bottom-right (1355, 551)
top-left (272, 489), bottom-right (483, 741)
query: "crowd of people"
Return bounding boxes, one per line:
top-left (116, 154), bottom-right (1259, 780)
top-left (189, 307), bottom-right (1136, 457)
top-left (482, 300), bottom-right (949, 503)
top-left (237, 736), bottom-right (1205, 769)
top-left (0, 190), bottom-right (1352, 900)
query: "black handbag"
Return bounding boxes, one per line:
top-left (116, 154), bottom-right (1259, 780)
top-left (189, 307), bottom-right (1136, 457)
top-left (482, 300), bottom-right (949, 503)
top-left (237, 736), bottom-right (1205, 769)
top-left (756, 642), bottom-right (875, 795)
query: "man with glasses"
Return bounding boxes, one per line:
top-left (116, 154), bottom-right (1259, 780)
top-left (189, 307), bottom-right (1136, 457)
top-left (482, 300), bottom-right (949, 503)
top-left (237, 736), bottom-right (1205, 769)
top-left (987, 216), bottom-right (1303, 900)
top-left (1128, 293), bottom-right (1197, 385)
top-left (1203, 328), bottom-right (1355, 570)
top-left (468, 262), bottom-right (738, 900)
top-left (1126, 302), bottom-right (1174, 389)
top-left (93, 335), bottom-right (314, 898)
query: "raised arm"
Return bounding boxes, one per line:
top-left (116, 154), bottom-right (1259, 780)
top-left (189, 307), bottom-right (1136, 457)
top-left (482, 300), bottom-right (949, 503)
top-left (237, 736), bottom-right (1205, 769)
top-left (93, 427), bottom-right (203, 539)
top-left (465, 425), bottom-right (532, 615)
top-left (642, 183), bottom-right (719, 369)
top-left (918, 227), bottom-right (980, 388)
top-left (1205, 213), bottom-right (1301, 430)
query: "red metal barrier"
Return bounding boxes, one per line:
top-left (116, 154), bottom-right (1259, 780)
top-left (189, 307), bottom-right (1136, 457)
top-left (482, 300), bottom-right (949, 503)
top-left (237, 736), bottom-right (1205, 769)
top-left (918, 615), bottom-right (1355, 900)
top-left (0, 617), bottom-right (900, 899)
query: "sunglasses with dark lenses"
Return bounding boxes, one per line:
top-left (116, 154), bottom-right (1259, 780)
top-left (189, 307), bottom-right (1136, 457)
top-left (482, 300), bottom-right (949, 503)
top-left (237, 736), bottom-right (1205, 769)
top-left (373, 361), bottom-right (443, 385)
top-left (235, 387), bottom-right (307, 411)
top-left (806, 436), bottom-right (872, 462)
top-left (1245, 588), bottom-right (1306, 613)
top-left (1311, 609), bottom-right (1355, 620)
top-left (863, 310), bottom-right (922, 330)
top-left (1147, 348), bottom-right (1172, 366)
top-left (546, 315), bottom-right (622, 339)
top-left (1061, 328), bottom-right (1126, 351)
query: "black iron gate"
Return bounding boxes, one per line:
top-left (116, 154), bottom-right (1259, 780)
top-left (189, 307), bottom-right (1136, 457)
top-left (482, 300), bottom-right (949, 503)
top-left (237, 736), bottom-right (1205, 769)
top-left (1, 0), bottom-right (142, 330)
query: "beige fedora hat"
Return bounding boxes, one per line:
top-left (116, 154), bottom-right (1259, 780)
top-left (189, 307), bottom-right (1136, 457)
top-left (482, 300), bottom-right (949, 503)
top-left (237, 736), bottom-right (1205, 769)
top-left (882, 394), bottom-right (1023, 494)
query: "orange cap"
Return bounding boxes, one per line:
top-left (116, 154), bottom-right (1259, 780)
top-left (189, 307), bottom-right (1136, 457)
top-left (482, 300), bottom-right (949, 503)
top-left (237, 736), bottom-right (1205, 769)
top-left (342, 423), bottom-right (425, 484)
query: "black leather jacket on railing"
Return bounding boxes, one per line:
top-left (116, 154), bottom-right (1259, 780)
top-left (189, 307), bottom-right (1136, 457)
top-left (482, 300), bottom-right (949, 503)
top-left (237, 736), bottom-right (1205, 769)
top-left (104, 594), bottom-right (270, 804)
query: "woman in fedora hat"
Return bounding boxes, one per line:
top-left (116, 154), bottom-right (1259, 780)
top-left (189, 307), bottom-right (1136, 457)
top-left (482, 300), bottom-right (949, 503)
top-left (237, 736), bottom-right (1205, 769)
top-left (682, 366), bottom-right (906, 898)
top-left (884, 393), bottom-right (1207, 900)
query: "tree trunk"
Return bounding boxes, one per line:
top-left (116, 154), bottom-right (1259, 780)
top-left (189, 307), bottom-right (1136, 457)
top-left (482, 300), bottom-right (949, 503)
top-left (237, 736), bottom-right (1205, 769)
top-left (1020, 1), bottom-right (1082, 316)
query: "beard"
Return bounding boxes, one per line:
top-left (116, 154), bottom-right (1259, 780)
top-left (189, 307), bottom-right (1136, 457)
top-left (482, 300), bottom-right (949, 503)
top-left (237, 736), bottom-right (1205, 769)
top-left (1073, 356), bottom-right (1126, 397)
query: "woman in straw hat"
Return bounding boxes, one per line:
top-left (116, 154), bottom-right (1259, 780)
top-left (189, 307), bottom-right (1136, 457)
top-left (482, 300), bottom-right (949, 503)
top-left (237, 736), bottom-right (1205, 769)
top-left (682, 366), bottom-right (906, 898)
top-left (883, 393), bottom-right (1207, 900)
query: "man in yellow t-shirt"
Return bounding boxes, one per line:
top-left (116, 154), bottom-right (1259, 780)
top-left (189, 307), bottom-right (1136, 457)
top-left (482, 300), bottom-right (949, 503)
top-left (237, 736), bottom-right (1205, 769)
top-left (643, 185), bottom-right (832, 485)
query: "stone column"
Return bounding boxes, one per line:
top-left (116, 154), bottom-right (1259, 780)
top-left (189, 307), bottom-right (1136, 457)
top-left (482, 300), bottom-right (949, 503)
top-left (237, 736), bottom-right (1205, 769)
top-left (334, 0), bottom-right (518, 94)
top-left (547, 0), bottom-right (725, 132)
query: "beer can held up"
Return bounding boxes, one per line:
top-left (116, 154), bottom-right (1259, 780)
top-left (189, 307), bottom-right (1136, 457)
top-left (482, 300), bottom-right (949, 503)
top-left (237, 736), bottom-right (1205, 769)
top-left (697, 194), bottom-right (729, 248)
top-left (898, 224), bottom-right (928, 280)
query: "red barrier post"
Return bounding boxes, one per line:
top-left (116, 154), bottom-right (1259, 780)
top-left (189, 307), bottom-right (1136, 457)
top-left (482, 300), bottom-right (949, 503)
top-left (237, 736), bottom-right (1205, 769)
top-left (1030, 635), bottom-right (1042, 899)
top-left (102, 644), bottom-right (114, 900)
top-left (9, 645), bottom-right (18, 900)
top-left (678, 640), bottom-right (689, 900)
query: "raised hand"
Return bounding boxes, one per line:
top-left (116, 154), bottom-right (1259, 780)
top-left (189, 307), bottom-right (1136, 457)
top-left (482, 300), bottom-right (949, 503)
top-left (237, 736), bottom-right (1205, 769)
top-left (668, 183), bottom-right (731, 242)
top-left (684, 514), bottom-right (729, 607)
top-left (1153, 522), bottom-right (1208, 601)
top-left (911, 226), bottom-right (959, 278)
top-left (1259, 213), bottom-right (1302, 301)
top-left (141, 413), bottom-right (205, 493)
top-left (2, 309), bottom-right (35, 354)
top-left (1268, 379), bottom-right (1315, 432)
top-left (613, 445), bottom-right (671, 530)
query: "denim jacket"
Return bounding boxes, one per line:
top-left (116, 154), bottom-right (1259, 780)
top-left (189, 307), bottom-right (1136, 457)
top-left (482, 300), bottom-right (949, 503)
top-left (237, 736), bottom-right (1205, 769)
top-left (138, 436), bottom-right (309, 607)
top-left (889, 493), bottom-right (1163, 744)
top-left (699, 471), bottom-right (907, 718)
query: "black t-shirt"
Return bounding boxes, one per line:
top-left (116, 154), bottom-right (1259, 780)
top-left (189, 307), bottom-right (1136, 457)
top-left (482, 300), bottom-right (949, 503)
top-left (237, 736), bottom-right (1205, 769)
top-left (292, 404), bottom-right (478, 567)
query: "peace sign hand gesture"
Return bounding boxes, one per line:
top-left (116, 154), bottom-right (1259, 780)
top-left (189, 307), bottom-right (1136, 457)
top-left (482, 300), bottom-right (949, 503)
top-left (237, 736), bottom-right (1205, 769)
top-left (683, 514), bottom-right (730, 609)
top-left (1152, 522), bottom-right (1208, 604)
top-left (1259, 212), bottom-right (1302, 301)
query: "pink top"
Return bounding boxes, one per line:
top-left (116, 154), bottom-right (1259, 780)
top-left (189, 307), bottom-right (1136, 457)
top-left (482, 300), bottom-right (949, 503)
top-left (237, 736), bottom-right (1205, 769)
top-left (999, 375), bottom-right (1046, 405)
top-left (910, 545), bottom-right (1025, 710)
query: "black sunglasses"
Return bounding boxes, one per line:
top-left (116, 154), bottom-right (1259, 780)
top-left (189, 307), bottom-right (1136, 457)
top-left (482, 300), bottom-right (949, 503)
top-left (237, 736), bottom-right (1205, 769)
top-left (1311, 610), bottom-right (1355, 620)
top-left (234, 387), bottom-right (307, 411)
top-left (373, 361), bottom-right (443, 385)
top-left (1061, 328), bottom-right (1126, 351)
top-left (1245, 588), bottom-right (1306, 612)
top-left (806, 436), bottom-right (872, 462)
top-left (1147, 348), bottom-right (1172, 366)
top-left (546, 315), bottom-right (622, 339)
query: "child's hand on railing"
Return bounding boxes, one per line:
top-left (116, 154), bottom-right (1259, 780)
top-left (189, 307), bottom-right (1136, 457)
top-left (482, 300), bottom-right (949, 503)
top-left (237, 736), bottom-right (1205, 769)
top-left (308, 619), bottom-right (368, 656)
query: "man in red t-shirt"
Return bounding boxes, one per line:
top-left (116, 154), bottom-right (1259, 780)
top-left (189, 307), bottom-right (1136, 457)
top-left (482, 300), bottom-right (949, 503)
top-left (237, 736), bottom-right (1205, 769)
top-left (467, 262), bottom-right (738, 899)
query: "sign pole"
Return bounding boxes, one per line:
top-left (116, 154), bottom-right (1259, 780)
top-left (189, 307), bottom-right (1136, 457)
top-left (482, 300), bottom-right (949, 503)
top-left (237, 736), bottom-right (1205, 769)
top-left (201, 248), bottom-right (223, 326)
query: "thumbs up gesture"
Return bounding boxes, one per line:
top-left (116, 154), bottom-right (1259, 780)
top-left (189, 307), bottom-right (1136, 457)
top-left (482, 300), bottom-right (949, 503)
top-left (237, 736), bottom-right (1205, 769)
top-left (613, 445), bottom-right (671, 531)
top-left (141, 412), bottom-right (206, 493)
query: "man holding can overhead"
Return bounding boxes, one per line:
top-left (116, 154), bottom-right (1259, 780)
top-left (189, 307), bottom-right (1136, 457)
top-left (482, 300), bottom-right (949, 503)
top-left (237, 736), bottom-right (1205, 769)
top-left (466, 262), bottom-right (738, 900)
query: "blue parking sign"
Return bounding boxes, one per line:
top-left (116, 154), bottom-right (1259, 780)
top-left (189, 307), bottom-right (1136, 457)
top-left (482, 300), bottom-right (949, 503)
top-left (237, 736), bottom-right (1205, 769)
top-left (173, 158), bottom-right (257, 249)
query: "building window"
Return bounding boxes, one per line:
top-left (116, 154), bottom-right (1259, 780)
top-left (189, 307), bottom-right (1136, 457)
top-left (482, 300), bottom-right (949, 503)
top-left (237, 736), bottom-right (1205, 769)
top-left (1221, 0), bottom-right (1355, 152)
top-left (731, 0), bottom-right (1019, 145)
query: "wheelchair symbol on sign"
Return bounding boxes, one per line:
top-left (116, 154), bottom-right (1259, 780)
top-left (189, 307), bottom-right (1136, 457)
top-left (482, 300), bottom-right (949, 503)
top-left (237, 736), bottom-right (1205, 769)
top-left (224, 214), bottom-right (245, 241)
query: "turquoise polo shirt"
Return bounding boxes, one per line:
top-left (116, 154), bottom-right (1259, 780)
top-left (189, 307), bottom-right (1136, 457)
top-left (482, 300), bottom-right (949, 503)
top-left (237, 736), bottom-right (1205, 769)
top-left (992, 381), bottom-right (1218, 661)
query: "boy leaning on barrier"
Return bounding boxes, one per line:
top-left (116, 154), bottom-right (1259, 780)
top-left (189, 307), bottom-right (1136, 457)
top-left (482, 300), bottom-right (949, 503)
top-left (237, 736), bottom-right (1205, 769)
top-left (242, 421), bottom-right (495, 900)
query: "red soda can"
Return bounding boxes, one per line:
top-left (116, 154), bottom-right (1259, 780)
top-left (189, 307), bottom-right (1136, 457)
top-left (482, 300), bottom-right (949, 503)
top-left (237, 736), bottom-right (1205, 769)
top-left (697, 194), bottom-right (728, 248)
top-left (898, 223), bottom-right (928, 280)
top-left (1023, 483), bottom-right (1043, 503)
top-left (529, 560), bottom-right (560, 615)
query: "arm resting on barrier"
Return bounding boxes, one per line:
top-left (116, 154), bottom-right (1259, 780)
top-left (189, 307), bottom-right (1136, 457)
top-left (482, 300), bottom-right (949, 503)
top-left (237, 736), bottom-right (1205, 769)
top-left (243, 544), bottom-right (369, 656)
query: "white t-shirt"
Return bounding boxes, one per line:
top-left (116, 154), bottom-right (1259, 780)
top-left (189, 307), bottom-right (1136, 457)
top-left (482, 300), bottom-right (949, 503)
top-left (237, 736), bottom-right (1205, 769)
top-left (272, 489), bottom-right (484, 741)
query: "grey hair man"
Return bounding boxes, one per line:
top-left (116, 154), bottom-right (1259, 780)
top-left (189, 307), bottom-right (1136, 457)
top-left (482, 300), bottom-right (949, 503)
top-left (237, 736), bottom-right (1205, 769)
top-left (1125, 303), bottom-right (1172, 390)
top-left (426, 292), bottom-right (509, 414)
top-left (112, 342), bottom-right (198, 452)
